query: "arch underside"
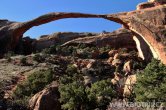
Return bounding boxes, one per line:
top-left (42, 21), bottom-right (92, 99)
top-left (20, 12), bottom-right (156, 62)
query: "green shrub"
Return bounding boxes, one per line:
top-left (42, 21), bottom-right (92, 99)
top-left (41, 45), bottom-right (57, 54)
top-left (66, 64), bottom-right (79, 75)
top-left (59, 81), bottom-right (88, 110)
top-left (129, 50), bottom-right (138, 57)
top-left (132, 60), bottom-right (146, 70)
top-left (49, 45), bottom-right (57, 54)
top-left (87, 80), bottom-right (117, 109)
top-left (4, 51), bottom-right (15, 62)
top-left (42, 48), bottom-right (51, 54)
top-left (7, 57), bottom-right (12, 62)
top-left (99, 45), bottom-right (112, 52)
top-left (4, 51), bottom-right (15, 58)
top-left (0, 82), bottom-right (5, 99)
top-left (119, 48), bottom-right (128, 54)
top-left (78, 44), bottom-right (86, 49)
top-left (20, 57), bottom-right (27, 65)
top-left (13, 69), bottom-right (55, 106)
top-left (33, 54), bottom-right (45, 63)
top-left (134, 59), bottom-right (166, 103)
top-left (59, 75), bottom-right (117, 110)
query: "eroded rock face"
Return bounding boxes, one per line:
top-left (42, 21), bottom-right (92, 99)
top-left (35, 32), bottom-right (97, 51)
top-left (1, 1), bottom-right (166, 64)
top-left (29, 82), bottom-right (61, 110)
top-left (127, 5), bottom-right (166, 64)
top-left (62, 29), bottom-right (136, 49)
top-left (148, 0), bottom-right (166, 4)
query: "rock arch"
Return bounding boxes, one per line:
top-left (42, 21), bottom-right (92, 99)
top-left (0, 5), bottom-right (166, 64)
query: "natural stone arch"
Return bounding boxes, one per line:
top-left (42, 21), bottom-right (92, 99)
top-left (0, 10), bottom-right (166, 64)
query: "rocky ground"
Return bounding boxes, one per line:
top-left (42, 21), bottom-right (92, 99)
top-left (0, 43), bottom-right (147, 110)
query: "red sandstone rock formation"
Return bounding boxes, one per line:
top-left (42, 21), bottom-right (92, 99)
top-left (0, 13), bottom-right (104, 53)
top-left (35, 32), bottom-right (98, 51)
top-left (29, 82), bottom-right (61, 110)
top-left (0, 1), bottom-right (166, 64)
top-left (61, 29), bottom-right (136, 50)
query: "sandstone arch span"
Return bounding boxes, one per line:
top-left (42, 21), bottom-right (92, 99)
top-left (0, 5), bottom-right (166, 64)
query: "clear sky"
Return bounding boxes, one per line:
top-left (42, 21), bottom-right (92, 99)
top-left (1, 0), bottom-right (146, 38)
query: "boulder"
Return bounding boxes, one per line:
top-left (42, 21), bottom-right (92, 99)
top-left (111, 72), bottom-right (125, 95)
top-left (29, 81), bottom-right (61, 110)
top-left (108, 50), bottom-right (118, 57)
top-left (123, 75), bottom-right (137, 97)
top-left (113, 53), bottom-right (120, 60)
top-left (123, 61), bottom-right (132, 73)
top-left (107, 57), bottom-right (114, 64)
top-left (86, 60), bottom-right (96, 69)
top-left (111, 72), bottom-right (123, 85)
top-left (120, 53), bottom-right (133, 60)
top-left (112, 59), bottom-right (122, 66)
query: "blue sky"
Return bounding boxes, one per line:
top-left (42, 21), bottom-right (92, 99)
top-left (1, 0), bottom-right (146, 38)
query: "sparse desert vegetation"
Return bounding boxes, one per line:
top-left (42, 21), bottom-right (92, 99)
top-left (1, 43), bottom-right (164, 110)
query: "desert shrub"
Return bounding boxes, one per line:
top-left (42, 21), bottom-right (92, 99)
top-left (4, 51), bottom-right (15, 58)
top-left (66, 46), bottom-right (75, 54)
top-left (13, 69), bottom-right (55, 107)
top-left (55, 45), bottom-right (62, 53)
top-left (49, 45), bottom-right (57, 54)
top-left (132, 60), bottom-right (146, 70)
top-left (42, 48), bottom-right (51, 54)
top-left (0, 82), bottom-right (5, 99)
top-left (78, 43), bottom-right (87, 49)
top-left (99, 45), bottom-right (112, 52)
top-left (78, 50), bottom-right (91, 59)
top-left (59, 74), bottom-right (87, 110)
top-left (59, 81), bottom-right (88, 110)
top-left (33, 54), bottom-right (45, 63)
top-left (119, 48), bottom-right (128, 54)
top-left (81, 61), bottom-right (115, 78)
top-left (59, 75), bottom-right (117, 110)
top-left (99, 51), bottom-right (109, 59)
top-left (87, 33), bottom-right (93, 36)
top-left (134, 59), bottom-right (166, 104)
top-left (7, 57), bottom-right (12, 62)
top-left (66, 64), bottom-right (79, 75)
top-left (0, 83), bottom-right (7, 110)
top-left (87, 80), bottom-right (117, 109)
top-left (55, 44), bottom-right (113, 59)
top-left (129, 50), bottom-right (138, 57)
top-left (4, 51), bottom-right (15, 62)
top-left (41, 45), bottom-right (57, 54)
top-left (20, 57), bottom-right (27, 65)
